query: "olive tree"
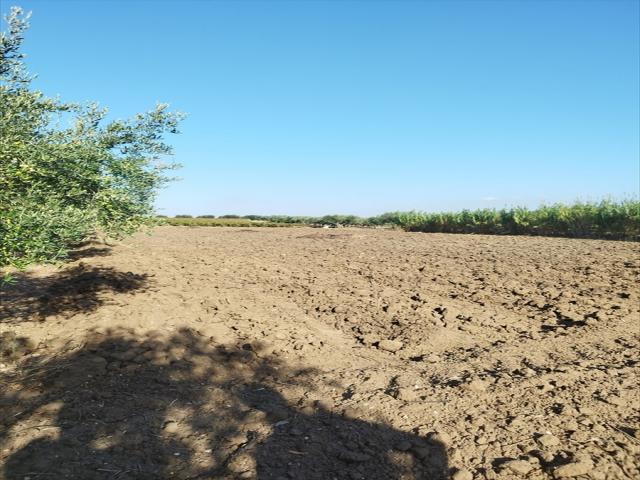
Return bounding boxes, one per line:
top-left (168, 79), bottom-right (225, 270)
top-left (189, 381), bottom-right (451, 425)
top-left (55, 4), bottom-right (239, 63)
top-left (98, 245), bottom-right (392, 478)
top-left (0, 7), bottom-right (184, 270)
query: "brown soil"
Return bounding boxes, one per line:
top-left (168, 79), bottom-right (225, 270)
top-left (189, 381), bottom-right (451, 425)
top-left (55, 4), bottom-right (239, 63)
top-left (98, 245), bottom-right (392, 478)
top-left (1, 227), bottom-right (638, 480)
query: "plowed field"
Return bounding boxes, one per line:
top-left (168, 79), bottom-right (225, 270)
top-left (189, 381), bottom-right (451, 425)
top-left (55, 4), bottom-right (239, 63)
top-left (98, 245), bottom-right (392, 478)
top-left (1, 227), bottom-right (638, 480)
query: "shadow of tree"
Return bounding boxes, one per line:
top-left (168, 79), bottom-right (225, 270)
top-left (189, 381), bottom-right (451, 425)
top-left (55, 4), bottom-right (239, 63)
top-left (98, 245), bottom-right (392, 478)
top-left (65, 245), bottom-right (113, 262)
top-left (0, 265), bottom-right (149, 323)
top-left (0, 328), bottom-right (449, 479)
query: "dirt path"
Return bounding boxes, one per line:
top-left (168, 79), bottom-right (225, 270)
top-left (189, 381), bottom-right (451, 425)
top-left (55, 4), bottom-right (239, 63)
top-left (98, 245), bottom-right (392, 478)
top-left (1, 227), bottom-right (638, 479)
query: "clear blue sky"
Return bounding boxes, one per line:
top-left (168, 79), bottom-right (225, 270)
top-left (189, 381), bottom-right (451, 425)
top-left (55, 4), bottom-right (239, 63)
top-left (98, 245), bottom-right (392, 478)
top-left (4, 0), bottom-right (639, 216)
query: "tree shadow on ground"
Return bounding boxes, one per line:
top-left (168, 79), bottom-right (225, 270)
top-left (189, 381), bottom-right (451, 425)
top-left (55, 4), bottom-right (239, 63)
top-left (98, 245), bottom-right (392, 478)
top-left (0, 265), bottom-right (149, 323)
top-left (0, 328), bottom-right (449, 479)
top-left (65, 245), bottom-right (113, 262)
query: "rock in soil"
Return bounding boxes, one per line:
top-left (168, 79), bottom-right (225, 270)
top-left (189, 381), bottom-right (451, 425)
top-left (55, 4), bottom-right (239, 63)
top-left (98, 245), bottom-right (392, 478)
top-left (553, 461), bottom-right (592, 478)
top-left (378, 339), bottom-right (404, 352)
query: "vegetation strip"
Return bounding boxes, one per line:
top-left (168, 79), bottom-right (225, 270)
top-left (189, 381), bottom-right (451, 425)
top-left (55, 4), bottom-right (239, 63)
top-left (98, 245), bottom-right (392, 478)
top-left (163, 199), bottom-right (639, 240)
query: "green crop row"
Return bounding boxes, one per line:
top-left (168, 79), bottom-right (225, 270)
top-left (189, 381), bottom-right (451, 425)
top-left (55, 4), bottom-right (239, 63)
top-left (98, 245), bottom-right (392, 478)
top-left (390, 199), bottom-right (640, 239)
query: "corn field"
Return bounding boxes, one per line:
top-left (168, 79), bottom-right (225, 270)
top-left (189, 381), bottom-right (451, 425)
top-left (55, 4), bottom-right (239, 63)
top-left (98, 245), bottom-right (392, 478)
top-left (391, 200), bottom-right (640, 239)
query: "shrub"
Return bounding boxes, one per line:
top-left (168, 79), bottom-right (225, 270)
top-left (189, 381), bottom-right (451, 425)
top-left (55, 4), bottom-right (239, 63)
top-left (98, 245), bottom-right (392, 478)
top-left (0, 7), bottom-right (184, 270)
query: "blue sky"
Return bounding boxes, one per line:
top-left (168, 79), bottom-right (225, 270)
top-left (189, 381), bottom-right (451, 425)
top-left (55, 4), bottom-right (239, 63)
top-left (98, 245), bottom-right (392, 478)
top-left (3, 0), bottom-right (639, 216)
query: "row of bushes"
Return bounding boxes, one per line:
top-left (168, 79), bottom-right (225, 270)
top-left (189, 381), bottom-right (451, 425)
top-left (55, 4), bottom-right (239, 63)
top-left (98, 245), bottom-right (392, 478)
top-left (162, 200), bottom-right (640, 240)
top-left (163, 214), bottom-right (368, 224)
top-left (164, 215), bottom-right (241, 219)
top-left (163, 217), bottom-right (295, 228)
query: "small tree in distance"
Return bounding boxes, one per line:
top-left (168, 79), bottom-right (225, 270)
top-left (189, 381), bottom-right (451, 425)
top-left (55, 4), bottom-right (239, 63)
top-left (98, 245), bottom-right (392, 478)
top-left (0, 7), bottom-right (185, 271)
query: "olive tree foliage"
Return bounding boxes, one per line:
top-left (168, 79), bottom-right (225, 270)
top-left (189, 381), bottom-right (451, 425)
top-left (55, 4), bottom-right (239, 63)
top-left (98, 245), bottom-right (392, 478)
top-left (0, 7), bottom-right (184, 270)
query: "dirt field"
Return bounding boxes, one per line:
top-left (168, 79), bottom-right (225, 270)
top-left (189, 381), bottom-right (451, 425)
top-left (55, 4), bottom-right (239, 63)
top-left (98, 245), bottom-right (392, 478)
top-left (1, 227), bottom-right (638, 480)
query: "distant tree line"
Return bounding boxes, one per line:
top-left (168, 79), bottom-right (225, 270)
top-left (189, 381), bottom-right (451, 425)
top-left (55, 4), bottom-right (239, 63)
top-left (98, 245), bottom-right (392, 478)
top-left (163, 200), bottom-right (639, 240)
